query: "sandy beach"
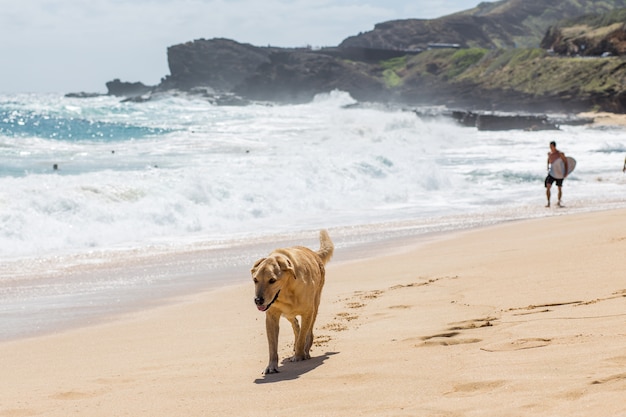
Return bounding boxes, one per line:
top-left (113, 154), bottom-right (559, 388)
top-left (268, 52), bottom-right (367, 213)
top-left (579, 111), bottom-right (626, 128)
top-left (1, 208), bottom-right (625, 416)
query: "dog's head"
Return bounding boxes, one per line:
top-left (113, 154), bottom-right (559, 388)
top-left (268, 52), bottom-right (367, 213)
top-left (251, 254), bottom-right (295, 312)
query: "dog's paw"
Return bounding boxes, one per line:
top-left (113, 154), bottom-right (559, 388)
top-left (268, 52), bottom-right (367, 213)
top-left (263, 365), bottom-right (279, 375)
top-left (290, 353), bottom-right (309, 362)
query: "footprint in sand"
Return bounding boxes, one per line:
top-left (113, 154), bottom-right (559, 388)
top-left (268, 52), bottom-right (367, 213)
top-left (313, 334), bottom-right (332, 347)
top-left (321, 322), bottom-right (348, 332)
top-left (590, 372), bottom-right (626, 386)
top-left (335, 312), bottom-right (358, 321)
top-left (507, 301), bottom-right (582, 316)
top-left (388, 304), bottom-right (412, 310)
top-left (447, 317), bottom-right (496, 331)
top-left (51, 391), bottom-right (97, 400)
top-left (480, 337), bottom-right (552, 352)
top-left (388, 276), bottom-right (455, 291)
top-left (412, 317), bottom-right (498, 347)
top-left (419, 332), bottom-right (482, 347)
top-left (507, 290), bottom-right (626, 313)
top-left (321, 293), bottom-right (368, 333)
top-left (325, 278), bottom-right (465, 345)
top-left (443, 380), bottom-right (507, 397)
top-left (353, 289), bottom-right (384, 300)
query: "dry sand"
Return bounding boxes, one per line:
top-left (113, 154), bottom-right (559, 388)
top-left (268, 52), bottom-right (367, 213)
top-left (579, 111), bottom-right (626, 128)
top-left (1, 209), bottom-right (625, 417)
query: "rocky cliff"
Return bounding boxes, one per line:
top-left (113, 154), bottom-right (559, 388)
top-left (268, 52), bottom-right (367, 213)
top-left (105, 0), bottom-right (626, 113)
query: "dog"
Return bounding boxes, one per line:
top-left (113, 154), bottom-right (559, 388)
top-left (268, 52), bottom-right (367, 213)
top-left (251, 230), bottom-right (334, 374)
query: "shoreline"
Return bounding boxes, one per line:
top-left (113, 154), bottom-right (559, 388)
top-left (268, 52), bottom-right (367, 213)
top-left (0, 208), bottom-right (625, 416)
top-left (2, 200), bottom-right (626, 342)
top-left (3, 200), bottom-right (626, 343)
top-left (578, 111), bottom-right (626, 127)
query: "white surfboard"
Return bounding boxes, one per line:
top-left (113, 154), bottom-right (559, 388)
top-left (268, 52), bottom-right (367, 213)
top-left (551, 156), bottom-right (576, 179)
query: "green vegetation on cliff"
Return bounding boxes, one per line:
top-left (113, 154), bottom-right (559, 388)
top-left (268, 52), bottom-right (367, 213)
top-left (455, 48), bottom-right (626, 97)
top-left (396, 48), bottom-right (488, 83)
top-left (380, 56), bottom-right (406, 88)
top-left (370, 48), bottom-right (626, 112)
top-left (447, 49), bottom-right (488, 78)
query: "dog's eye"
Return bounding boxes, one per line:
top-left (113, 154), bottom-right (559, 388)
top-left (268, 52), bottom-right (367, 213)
top-left (253, 278), bottom-right (258, 283)
top-left (269, 278), bottom-right (276, 284)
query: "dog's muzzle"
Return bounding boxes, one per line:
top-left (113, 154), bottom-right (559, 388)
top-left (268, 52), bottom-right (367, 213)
top-left (255, 290), bottom-right (280, 312)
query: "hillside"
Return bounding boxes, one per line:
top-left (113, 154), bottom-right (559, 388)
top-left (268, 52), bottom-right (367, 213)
top-left (340, 0), bottom-right (626, 50)
top-left (392, 47), bottom-right (626, 113)
top-left (105, 0), bottom-right (626, 114)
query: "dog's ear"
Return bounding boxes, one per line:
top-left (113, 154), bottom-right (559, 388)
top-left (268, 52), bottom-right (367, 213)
top-left (275, 255), bottom-right (296, 278)
top-left (251, 258), bottom-right (266, 274)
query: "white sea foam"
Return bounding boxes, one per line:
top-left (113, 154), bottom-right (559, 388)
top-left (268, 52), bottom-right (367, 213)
top-left (2, 90), bottom-right (626, 258)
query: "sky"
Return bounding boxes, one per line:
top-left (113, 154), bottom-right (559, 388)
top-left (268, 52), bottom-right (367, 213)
top-left (0, 0), bottom-right (485, 94)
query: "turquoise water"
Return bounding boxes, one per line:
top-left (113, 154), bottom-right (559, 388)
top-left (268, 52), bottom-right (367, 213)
top-left (0, 108), bottom-right (170, 142)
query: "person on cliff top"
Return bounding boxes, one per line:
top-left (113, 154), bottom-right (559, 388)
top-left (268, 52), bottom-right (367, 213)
top-left (545, 141), bottom-right (568, 208)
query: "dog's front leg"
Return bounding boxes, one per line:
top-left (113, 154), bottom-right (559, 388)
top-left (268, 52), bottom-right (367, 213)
top-left (264, 310), bottom-right (281, 374)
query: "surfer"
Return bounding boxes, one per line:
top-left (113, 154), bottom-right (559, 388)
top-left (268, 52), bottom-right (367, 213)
top-left (545, 141), bottom-right (568, 208)
top-left (623, 156), bottom-right (625, 173)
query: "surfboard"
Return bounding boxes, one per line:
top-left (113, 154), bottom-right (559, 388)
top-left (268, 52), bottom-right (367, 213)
top-left (551, 156), bottom-right (576, 179)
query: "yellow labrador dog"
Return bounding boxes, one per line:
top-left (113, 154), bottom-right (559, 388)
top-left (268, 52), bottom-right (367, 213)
top-left (252, 230), bottom-right (334, 374)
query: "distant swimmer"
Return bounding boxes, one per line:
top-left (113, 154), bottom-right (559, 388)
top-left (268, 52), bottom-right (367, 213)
top-left (545, 141), bottom-right (568, 208)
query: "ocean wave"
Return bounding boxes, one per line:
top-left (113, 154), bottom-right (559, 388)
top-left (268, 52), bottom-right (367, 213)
top-left (1, 92), bottom-right (626, 260)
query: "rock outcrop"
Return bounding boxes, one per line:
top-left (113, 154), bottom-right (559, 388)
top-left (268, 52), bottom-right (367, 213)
top-left (159, 38), bottom-right (280, 92)
top-left (105, 79), bottom-right (153, 97)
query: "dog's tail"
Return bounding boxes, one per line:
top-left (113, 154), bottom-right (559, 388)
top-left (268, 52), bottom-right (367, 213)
top-left (317, 229), bottom-right (334, 265)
